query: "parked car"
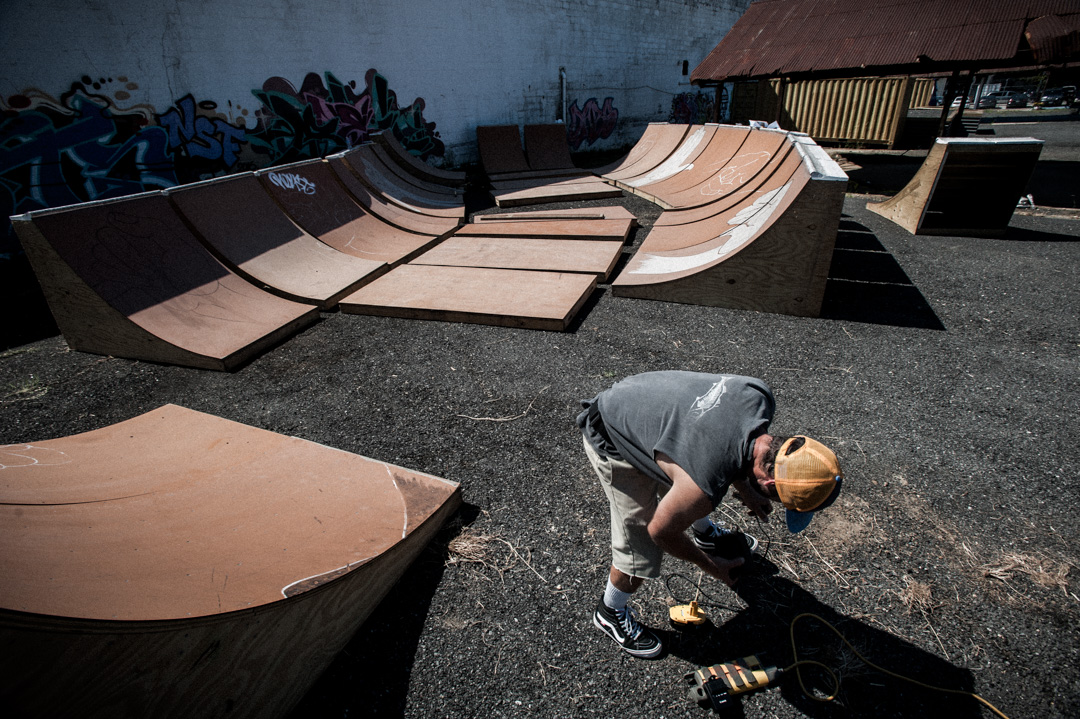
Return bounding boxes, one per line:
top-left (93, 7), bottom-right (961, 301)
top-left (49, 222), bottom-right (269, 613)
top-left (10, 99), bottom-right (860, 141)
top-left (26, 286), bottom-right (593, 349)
top-left (975, 95), bottom-right (997, 109)
top-left (1001, 91), bottom-right (1028, 108)
top-left (1040, 88), bottom-right (1067, 106)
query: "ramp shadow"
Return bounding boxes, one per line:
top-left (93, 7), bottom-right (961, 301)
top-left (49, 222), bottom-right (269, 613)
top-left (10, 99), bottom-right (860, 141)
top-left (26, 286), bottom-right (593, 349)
top-left (820, 221), bottom-right (945, 330)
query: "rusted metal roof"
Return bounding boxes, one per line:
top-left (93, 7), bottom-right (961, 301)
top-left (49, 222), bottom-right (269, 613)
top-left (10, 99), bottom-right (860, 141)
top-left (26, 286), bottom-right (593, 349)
top-left (692, 0), bottom-right (1080, 83)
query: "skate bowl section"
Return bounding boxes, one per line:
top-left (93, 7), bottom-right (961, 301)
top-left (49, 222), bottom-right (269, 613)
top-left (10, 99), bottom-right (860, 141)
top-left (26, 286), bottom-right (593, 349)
top-left (611, 127), bottom-right (848, 317)
top-left (0, 404), bottom-right (461, 719)
top-left (866, 137), bottom-right (1044, 237)
top-left (11, 193), bottom-right (319, 371)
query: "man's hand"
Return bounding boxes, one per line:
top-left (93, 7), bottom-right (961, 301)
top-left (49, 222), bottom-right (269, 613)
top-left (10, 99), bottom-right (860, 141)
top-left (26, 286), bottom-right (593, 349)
top-left (732, 479), bottom-right (772, 521)
top-left (708, 555), bottom-right (745, 587)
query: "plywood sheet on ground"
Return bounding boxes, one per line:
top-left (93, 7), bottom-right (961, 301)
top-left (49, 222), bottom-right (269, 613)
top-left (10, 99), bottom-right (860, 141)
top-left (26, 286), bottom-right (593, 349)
top-left (410, 236), bottom-right (622, 280)
top-left (11, 193), bottom-right (318, 370)
top-left (492, 177), bottom-right (623, 207)
top-left (866, 137), bottom-right (1044, 237)
top-left (458, 217), bottom-right (633, 242)
top-left (166, 174), bottom-right (381, 308)
top-left (258, 159), bottom-right (444, 265)
top-left (0, 405), bottom-right (460, 719)
top-left (600, 123), bottom-right (691, 180)
top-left (327, 153), bottom-right (462, 236)
top-left (339, 265), bottom-right (596, 331)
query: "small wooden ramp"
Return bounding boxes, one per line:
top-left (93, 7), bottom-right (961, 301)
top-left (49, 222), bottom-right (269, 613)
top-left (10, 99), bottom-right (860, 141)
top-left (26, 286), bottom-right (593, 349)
top-left (612, 131), bottom-right (847, 317)
top-left (340, 265), bottom-right (596, 331)
top-left (866, 137), bottom-right (1044, 237)
top-left (326, 152), bottom-right (462, 236)
top-left (257, 159), bottom-right (447, 266)
top-left (458, 206), bottom-right (635, 242)
top-left (166, 173), bottom-right (383, 308)
top-left (0, 404), bottom-right (460, 718)
top-left (617, 124), bottom-right (719, 191)
top-left (599, 123), bottom-right (691, 181)
top-left (491, 176), bottom-right (623, 208)
top-left (523, 123), bottom-right (578, 171)
top-left (11, 193), bottom-right (318, 370)
top-left (371, 130), bottom-right (467, 187)
top-left (476, 124), bottom-right (587, 182)
top-left (338, 147), bottom-right (465, 219)
top-left (410, 236), bottom-right (622, 281)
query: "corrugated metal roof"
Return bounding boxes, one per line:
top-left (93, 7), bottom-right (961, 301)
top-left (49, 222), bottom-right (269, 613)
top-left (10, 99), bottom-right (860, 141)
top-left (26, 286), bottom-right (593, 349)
top-left (692, 0), bottom-right (1080, 83)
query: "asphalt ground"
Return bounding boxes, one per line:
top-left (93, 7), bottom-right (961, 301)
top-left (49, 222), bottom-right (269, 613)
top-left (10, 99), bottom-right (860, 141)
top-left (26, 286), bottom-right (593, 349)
top-left (1, 119), bottom-right (1078, 718)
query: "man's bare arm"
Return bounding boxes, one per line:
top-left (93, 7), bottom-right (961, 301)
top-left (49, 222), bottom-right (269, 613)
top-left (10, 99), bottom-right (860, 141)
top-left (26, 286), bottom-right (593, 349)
top-left (650, 452), bottom-right (743, 586)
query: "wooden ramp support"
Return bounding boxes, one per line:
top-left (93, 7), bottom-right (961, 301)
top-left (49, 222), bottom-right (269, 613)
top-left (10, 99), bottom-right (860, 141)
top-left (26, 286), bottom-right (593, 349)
top-left (612, 131), bottom-right (847, 317)
top-left (339, 265), bottom-right (596, 331)
top-left (165, 173), bottom-right (384, 309)
top-left (11, 193), bottom-right (318, 371)
top-left (866, 137), bottom-right (1044, 237)
top-left (0, 404), bottom-right (461, 719)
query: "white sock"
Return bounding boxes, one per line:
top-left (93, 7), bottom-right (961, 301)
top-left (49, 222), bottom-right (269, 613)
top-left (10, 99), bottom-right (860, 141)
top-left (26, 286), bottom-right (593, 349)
top-left (603, 579), bottom-right (632, 610)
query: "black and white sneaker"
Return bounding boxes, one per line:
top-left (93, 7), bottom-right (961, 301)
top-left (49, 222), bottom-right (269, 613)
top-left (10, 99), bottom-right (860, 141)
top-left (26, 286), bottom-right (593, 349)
top-left (692, 523), bottom-right (759, 558)
top-left (592, 601), bottom-right (663, 658)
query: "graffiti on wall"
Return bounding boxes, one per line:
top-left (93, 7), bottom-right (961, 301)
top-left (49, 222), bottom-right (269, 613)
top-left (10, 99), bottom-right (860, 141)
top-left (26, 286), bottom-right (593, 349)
top-left (566, 97), bottom-right (618, 150)
top-left (670, 91), bottom-right (716, 124)
top-left (1, 70), bottom-right (444, 256)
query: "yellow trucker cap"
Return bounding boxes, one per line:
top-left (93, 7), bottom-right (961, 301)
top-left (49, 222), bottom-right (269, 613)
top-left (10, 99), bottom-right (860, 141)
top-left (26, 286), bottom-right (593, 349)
top-left (773, 436), bottom-right (843, 534)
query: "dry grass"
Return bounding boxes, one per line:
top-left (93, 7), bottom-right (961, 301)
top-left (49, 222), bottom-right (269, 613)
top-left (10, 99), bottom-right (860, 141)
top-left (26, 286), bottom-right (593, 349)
top-left (899, 577), bottom-right (937, 616)
top-left (979, 551), bottom-right (1072, 596)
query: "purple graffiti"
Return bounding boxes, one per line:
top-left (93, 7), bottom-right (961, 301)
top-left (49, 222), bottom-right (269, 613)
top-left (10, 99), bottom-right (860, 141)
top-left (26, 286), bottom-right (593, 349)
top-left (157, 95), bottom-right (246, 168)
top-left (566, 97), bottom-right (618, 150)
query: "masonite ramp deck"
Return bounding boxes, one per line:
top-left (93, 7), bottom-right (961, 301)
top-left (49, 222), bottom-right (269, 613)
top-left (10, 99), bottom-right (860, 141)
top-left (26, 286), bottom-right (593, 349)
top-left (409, 236), bottom-right (622, 280)
top-left (523, 123), bottom-right (577, 171)
top-left (600, 123), bottom-right (691, 181)
top-left (612, 131), bottom-right (847, 317)
top-left (491, 176), bottom-right (623, 208)
top-left (339, 148), bottom-right (465, 218)
top-left (371, 130), bottom-right (467, 187)
top-left (257, 159), bottom-right (446, 266)
top-left (339, 264), bottom-right (597, 331)
top-left (866, 137), bottom-right (1044, 237)
top-left (326, 153), bottom-right (462, 237)
top-left (11, 193), bottom-right (318, 371)
top-left (617, 124), bottom-right (718, 190)
top-left (0, 404), bottom-right (460, 718)
top-left (166, 174), bottom-right (383, 309)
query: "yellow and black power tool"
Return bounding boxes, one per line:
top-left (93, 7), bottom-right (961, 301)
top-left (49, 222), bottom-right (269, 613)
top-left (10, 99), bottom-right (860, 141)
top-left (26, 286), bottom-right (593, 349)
top-left (685, 655), bottom-right (782, 713)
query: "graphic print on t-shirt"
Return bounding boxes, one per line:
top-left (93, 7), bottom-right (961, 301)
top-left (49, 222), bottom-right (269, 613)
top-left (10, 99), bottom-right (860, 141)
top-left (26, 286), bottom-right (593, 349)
top-left (690, 376), bottom-right (729, 418)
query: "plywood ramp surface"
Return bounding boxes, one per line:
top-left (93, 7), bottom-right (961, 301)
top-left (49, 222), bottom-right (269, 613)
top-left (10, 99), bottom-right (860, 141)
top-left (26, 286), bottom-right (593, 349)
top-left (340, 265), bottom-right (596, 331)
top-left (0, 404), bottom-right (460, 718)
top-left (458, 217), bottom-right (633, 242)
top-left (524, 123), bottom-right (577, 171)
top-left (371, 130), bottom-right (467, 186)
top-left (600, 123), bottom-right (691, 181)
top-left (410, 236), bottom-right (622, 280)
top-left (618, 124), bottom-right (719, 189)
top-left (327, 153), bottom-right (462, 236)
top-left (477, 124), bottom-right (531, 175)
top-left (339, 149), bottom-right (465, 218)
top-left (12, 193), bottom-right (317, 370)
top-left (492, 177), bottom-right (623, 208)
top-left (632, 125), bottom-right (751, 203)
top-left (866, 137), bottom-right (1043, 237)
top-left (363, 143), bottom-right (465, 199)
top-left (166, 174), bottom-right (382, 308)
top-left (258, 159), bottom-right (444, 265)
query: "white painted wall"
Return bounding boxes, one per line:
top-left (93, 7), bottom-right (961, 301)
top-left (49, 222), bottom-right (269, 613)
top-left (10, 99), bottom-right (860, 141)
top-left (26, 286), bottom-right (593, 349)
top-left (1, 0), bottom-right (748, 165)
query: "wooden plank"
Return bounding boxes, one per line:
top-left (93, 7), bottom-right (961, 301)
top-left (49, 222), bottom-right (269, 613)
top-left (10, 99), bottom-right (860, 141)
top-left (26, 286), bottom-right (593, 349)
top-left (457, 218), bottom-right (633, 242)
top-left (339, 265), bottom-right (596, 331)
top-left (475, 205), bottom-right (637, 222)
top-left (410, 236), bottom-right (622, 280)
top-left (0, 404), bottom-right (460, 718)
top-left (257, 159), bottom-right (446, 266)
top-left (492, 178), bottom-right (623, 208)
top-left (11, 193), bottom-right (318, 370)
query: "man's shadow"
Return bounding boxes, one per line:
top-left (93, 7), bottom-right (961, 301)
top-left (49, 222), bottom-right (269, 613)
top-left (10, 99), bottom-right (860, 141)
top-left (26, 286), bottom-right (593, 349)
top-left (659, 557), bottom-right (985, 718)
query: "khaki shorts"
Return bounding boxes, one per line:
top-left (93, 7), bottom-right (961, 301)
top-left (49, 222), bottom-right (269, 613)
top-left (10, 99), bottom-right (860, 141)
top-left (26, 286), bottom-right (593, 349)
top-left (582, 436), bottom-right (669, 579)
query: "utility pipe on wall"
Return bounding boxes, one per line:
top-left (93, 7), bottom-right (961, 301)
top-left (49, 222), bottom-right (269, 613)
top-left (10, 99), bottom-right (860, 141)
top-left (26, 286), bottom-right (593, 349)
top-left (559, 67), bottom-right (567, 123)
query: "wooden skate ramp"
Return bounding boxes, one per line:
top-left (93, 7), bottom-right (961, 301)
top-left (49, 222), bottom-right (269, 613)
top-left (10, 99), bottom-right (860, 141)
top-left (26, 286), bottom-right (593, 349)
top-left (11, 193), bottom-right (318, 371)
top-left (617, 124), bottom-right (718, 190)
top-left (599, 123), bottom-right (691, 181)
top-left (612, 132), bottom-right (847, 317)
top-left (340, 265), bottom-right (596, 331)
top-left (363, 142), bottom-right (465, 201)
top-left (491, 176), bottom-right (623, 208)
top-left (0, 404), bottom-right (460, 719)
top-left (257, 159), bottom-right (447, 266)
top-left (371, 130), bottom-right (467, 187)
top-left (458, 206), bottom-right (635, 242)
top-left (410, 236), bottom-right (622, 280)
top-left (166, 173), bottom-right (383, 308)
top-left (866, 137), bottom-right (1044, 237)
top-left (326, 153), bottom-right (462, 236)
top-left (477, 124), bottom-right (531, 175)
top-left (338, 148), bottom-right (465, 218)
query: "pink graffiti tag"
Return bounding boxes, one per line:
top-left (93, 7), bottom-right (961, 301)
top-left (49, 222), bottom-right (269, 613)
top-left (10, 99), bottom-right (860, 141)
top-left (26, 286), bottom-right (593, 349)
top-left (566, 97), bottom-right (618, 150)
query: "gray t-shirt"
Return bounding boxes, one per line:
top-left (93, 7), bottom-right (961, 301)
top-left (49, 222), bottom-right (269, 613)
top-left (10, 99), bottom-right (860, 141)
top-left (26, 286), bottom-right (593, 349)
top-left (578, 371), bottom-right (774, 505)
